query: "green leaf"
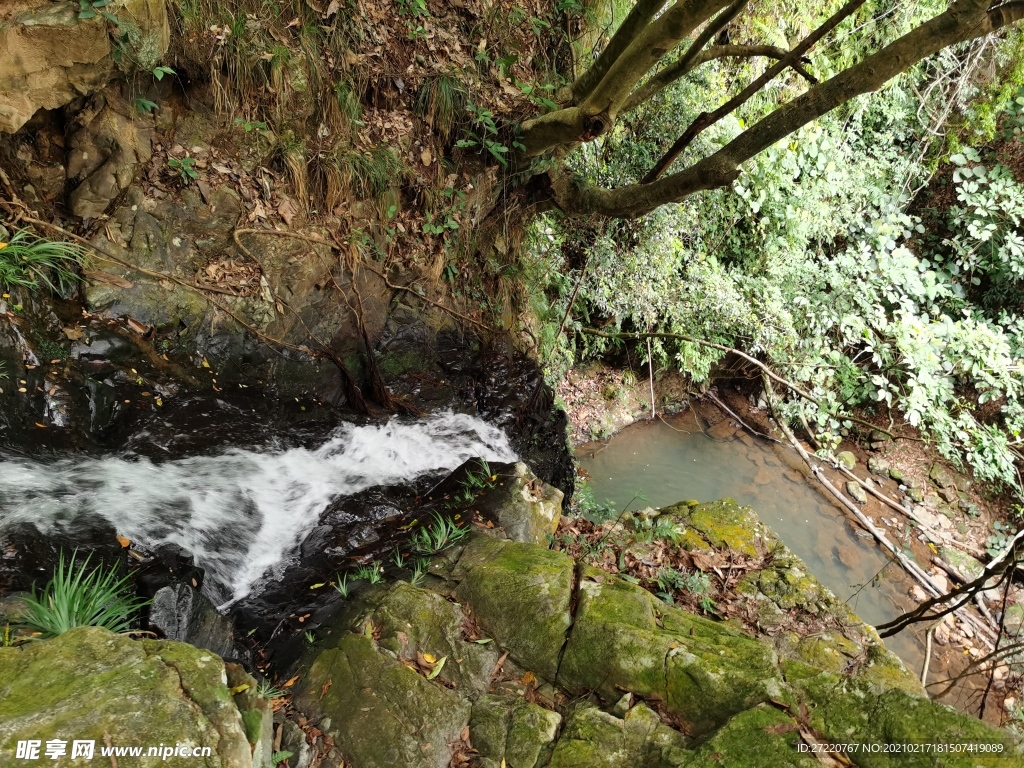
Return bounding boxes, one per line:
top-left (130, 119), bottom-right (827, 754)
top-left (425, 655), bottom-right (447, 680)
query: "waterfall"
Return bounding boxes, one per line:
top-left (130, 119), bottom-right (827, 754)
top-left (0, 412), bottom-right (516, 602)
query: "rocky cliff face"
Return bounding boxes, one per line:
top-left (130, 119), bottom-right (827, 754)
top-left (0, 0), bottom-right (168, 134)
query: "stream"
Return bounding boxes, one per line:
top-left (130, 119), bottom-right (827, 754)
top-left (0, 412), bottom-right (516, 606)
top-left (578, 409), bottom-right (926, 669)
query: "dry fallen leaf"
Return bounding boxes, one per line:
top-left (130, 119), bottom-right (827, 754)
top-left (116, 535), bottom-right (131, 548)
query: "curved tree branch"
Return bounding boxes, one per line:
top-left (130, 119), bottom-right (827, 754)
top-left (624, 44), bottom-right (817, 112)
top-left (642, 0), bottom-right (867, 183)
top-left (561, 0), bottom-right (670, 106)
top-left (623, 0), bottom-right (749, 111)
top-left (521, 0), bottom-right (732, 155)
top-left (549, 0), bottom-right (1021, 218)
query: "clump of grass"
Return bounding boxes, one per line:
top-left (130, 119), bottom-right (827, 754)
top-left (417, 74), bottom-right (468, 142)
top-left (0, 229), bottom-right (86, 296)
top-left (412, 512), bottom-right (470, 555)
top-left (352, 560), bottom-right (384, 584)
top-left (333, 572), bottom-right (350, 597)
top-left (341, 146), bottom-right (409, 199)
top-left (21, 551), bottom-right (149, 638)
top-left (256, 679), bottom-right (285, 699)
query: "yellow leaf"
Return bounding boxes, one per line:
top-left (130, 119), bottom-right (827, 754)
top-left (201, 357), bottom-right (211, 368)
top-left (423, 653), bottom-right (437, 664)
top-left (229, 683), bottom-right (250, 695)
top-left (309, 582), bottom-right (326, 589)
top-left (283, 675), bottom-right (299, 688)
top-left (116, 535), bottom-right (130, 548)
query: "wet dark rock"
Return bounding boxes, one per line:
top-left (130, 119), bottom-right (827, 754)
top-left (72, 329), bottom-right (137, 362)
top-left (85, 377), bottom-right (126, 436)
top-left (148, 583), bottom-right (236, 659)
top-left (0, 517), bottom-right (126, 593)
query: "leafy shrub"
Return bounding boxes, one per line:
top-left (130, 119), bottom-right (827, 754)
top-left (21, 551), bottom-right (149, 638)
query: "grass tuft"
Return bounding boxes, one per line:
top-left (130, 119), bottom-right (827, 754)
top-left (417, 75), bottom-right (469, 142)
top-left (411, 512), bottom-right (470, 555)
top-left (0, 229), bottom-right (86, 296)
top-left (20, 551), bottom-right (149, 638)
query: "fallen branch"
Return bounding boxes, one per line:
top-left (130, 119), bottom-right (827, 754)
top-left (704, 390), bottom-right (785, 445)
top-left (769, 381), bottom-right (997, 648)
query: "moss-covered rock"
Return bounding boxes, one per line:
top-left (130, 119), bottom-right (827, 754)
top-left (294, 633), bottom-right (471, 768)
top-left (369, 581), bottom-right (501, 694)
top-left (453, 536), bottom-right (574, 682)
top-left (660, 499), bottom-right (763, 558)
top-left (793, 671), bottom-right (1015, 767)
top-left (558, 567), bottom-right (784, 735)
top-left (0, 626), bottom-right (265, 767)
top-left (547, 703), bottom-right (689, 768)
top-left (471, 694), bottom-right (561, 768)
top-left (679, 704), bottom-right (818, 768)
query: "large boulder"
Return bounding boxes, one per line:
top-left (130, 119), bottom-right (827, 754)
top-left (453, 535), bottom-right (574, 682)
top-left (557, 565), bottom-right (784, 736)
top-left (149, 583), bottom-right (237, 660)
top-left (294, 633), bottom-right (472, 768)
top-left (0, 0), bottom-right (169, 134)
top-left (0, 626), bottom-right (271, 767)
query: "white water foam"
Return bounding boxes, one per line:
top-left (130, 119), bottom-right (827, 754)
top-left (0, 412), bottom-right (516, 603)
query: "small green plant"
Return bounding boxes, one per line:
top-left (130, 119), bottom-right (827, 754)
top-left (256, 680), bottom-right (285, 699)
top-left (353, 561), bottom-right (384, 584)
top-left (152, 66), bottom-right (176, 81)
top-left (456, 103), bottom-right (511, 167)
top-left (986, 520), bottom-right (1014, 558)
top-left (78, 0), bottom-right (118, 23)
top-left (0, 229), bottom-right (85, 296)
top-left (21, 551), bottom-right (149, 638)
top-left (304, 630), bottom-right (315, 645)
top-left (134, 98), bottom-right (159, 115)
top-left (391, 548), bottom-right (405, 569)
top-left (630, 514), bottom-right (685, 544)
top-left (271, 752), bottom-right (294, 767)
top-left (234, 117), bottom-right (269, 133)
top-left (167, 157), bottom-right (199, 185)
top-left (396, 0), bottom-right (429, 17)
top-left (412, 513), bottom-right (470, 554)
top-left (409, 557), bottom-right (430, 586)
top-left (333, 572), bottom-right (350, 597)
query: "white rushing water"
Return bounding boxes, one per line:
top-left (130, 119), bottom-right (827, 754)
top-left (0, 412), bottom-right (516, 603)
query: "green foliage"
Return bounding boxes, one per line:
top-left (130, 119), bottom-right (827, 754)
top-left (271, 752), bottom-right (294, 767)
top-left (20, 551), bottom-right (149, 638)
top-left (78, 0), bottom-right (119, 24)
top-left (333, 572), bottom-right (350, 597)
top-left (352, 561), bottom-right (384, 584)
top-left (456, 103), bottom-right (514, 167)
top-left (234, 117), bottom-right (269, 133)
top-left (0, 229), bottom-right (85, 296)
top-left (411, 512), bottom-right (469, 554)
top-left (167, 157), bottom-right (199, 184)
top-left (152, 65), bottom-right (176, 81)
top-left (530, 22), bottom-right (1024, 495)
top-left (256, 680), bottom-right (285, 699)
top-left (134, 97), bottom-right (160, 114)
